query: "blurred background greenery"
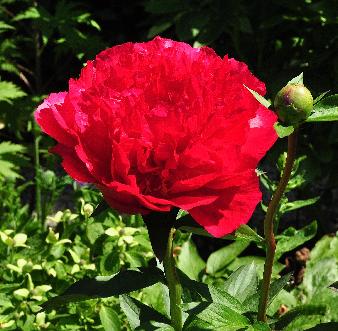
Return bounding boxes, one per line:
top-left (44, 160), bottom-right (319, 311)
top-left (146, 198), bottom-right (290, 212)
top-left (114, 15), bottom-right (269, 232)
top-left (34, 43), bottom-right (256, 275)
top-left (0, 0), bottom-right (337, 330)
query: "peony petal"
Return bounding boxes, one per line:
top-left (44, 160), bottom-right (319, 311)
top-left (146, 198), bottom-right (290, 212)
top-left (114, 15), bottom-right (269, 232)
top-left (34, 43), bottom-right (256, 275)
top-left (51, 144), bottom-right (95, 183)
top-left (35, 92), bottom-right (76, 146)
top-left (99, 182), bottom-right (171, 214)
top-left (241, 106), bottom-right (278, 167)
top-left (189, 171), bottom-right (262, 237)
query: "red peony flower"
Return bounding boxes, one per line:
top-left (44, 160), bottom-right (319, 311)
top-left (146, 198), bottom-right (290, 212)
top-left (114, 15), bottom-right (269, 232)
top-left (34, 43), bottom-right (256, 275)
top-left (35, 37), bottom-right (277, 237)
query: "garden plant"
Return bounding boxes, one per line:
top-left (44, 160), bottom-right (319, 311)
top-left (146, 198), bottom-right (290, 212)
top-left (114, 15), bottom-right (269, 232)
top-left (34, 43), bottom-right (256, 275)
top-left (0, 1), bottom-right (337, 330)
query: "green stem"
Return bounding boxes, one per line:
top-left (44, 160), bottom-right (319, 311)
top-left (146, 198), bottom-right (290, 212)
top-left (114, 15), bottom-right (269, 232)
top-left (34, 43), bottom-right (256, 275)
top-left (258, 130), bottom-right (298, 322)
top-left (33, 123), bottom-right (42, 222)
top-left (163, 228), bottom-right (182, 331)
top-left (33, 2), bottom-right (42, 222)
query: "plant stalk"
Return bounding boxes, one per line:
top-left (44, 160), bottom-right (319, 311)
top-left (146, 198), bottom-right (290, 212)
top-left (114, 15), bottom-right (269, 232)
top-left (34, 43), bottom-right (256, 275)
top-left (163, 227), bottom-right (182, 331)
top-left (33, 124), bottom-right (42, 222)
top-left (258, 130), bottom-right (298, 322)
top-left (33, 2), bottom-right (42, 222)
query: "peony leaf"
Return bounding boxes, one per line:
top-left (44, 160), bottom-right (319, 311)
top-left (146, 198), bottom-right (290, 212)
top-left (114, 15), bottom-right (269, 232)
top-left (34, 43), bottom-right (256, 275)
top-left (275, 221), bottom-right (317, 259)
top-left (177, 240), bottom-right (205, 281)
top-left (274, 304), bottom-right (326, 330)
top-left (177, 215), bottom-right (263, 244)
top-left (206, 240), bottom-right (250, 275)
top-left (243, 273), bottom-right (291, 313)
top-left (280, 197), bottom-right (320, 213)
top-left (41, 266), bottom-right (165, 310)
top-left (302, 258), bottom-right (338, 299)
top-left (305, 323), bottom-right (338, 331)
top-left (235, 224), bottom-right (264, 244)
top-left (247, 322), bottom-right (272, 331)
top-left (99, 305), bottom-right (121, 331)
top-left (147, 21), bottom-right (173, 39)
top-left (223, 263), bottom-right (258, 303)
top-left (178, 269), bottom-right (244, 313)
top-left (274, 122), bottom-right (294, 138)
top-left (244, 85), bottom-right (271, 108)
top-left (314, 91), bottom-right (330, 105)
top-left (182, 302), bottom-right (250, 330)
top-left (227, 256), bottom-right (284, 279)
top-left (306, 94), bottom-right (338, 122)
top-left (119, 294), bottom-right (170, 330)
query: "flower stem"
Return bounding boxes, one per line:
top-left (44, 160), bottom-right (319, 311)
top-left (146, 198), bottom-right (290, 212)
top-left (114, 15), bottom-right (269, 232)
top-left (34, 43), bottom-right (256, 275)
top-left (33, 122), bottom-right (42, 222)
top-left (163, 227), bottom-right (182, 331)
top-left (258, 130), bottom-right (298, 322)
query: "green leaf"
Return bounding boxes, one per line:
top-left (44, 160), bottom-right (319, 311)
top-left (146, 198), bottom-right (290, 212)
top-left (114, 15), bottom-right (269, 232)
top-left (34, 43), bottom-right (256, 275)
top-left (274, 122), bottom-right (294, 138)
top-left (305, 323), bottom-right (338, 331)
top-left (302, 258), bottom-right (338, 298)
top-left (246, 322), bottom-right (271, 331)
top-left (100, 250), bottom-right (120, 275)
top-left (314, 91), bottom-right (330, 104)
top-left (136, 321), bottom-right (174, 330)
top-left (177, 217), bottom-right (263, 244)
top-left (268, 273), bottom-right (292, 303)
top-left (307, 94), bottom-right (338, 122)
top-left (288, 72), bottom-right (303, 85)
top-left (243, 273), bottom-right (291, 312)
top-left (206, 240), bottom-right (250, 275)
top-left (120, 294), bottom-right (170, 330)
top-left (148, 22), bottom-right (173, 39)
top-left (234, 225), bottom-right (264, 244)
top-left (244, 85), bottom-right (271, 108)
top-left (141, 283), bottom-right (170, 318)
top-left (99, 305), bottom-right (121, 331)
top-left (13, 7), bottom-right (40, 21)
top-left (183, 302), bottom-right (250, 330)
top-left (0, 22), bottom-right (15, 32)
top-left (0, 81), bottom-right (26, 103)
top-left (223, 263), bottom-right (258, 303)
top-left (227, 256), bottom-right (284, 279)
top-left (267, 289), bottom-right (297, 316)
top-left (86, 222), bottom-right (104, 245)
top-left (275, 221), bottom-right (317, 259)
top-left (306, 287), bottom-right (338, 321)
top-left (0, 160), bottom-right (22, 179)
top-left (177, 240), bottom-right (205, 280)
top-left (178, 270), bottom-right (244, 313)
top-left (309, 233), bottom-right (338, 262)
top-left (274, 304), bottom-right (326, 330)
top-left (280, 197), bottom-right (320, 213)
top-left (41, 266), bottom-right (165, 310)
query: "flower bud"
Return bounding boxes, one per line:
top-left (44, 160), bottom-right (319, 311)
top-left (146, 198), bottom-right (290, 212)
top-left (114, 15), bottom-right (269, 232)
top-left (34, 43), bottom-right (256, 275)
top-left (274, 84), bottom-right (313, 125)
top-left (82, 203), bottom-right (94, 218)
